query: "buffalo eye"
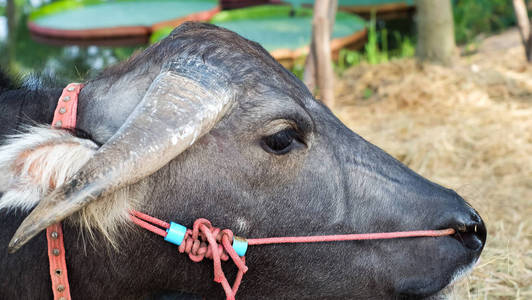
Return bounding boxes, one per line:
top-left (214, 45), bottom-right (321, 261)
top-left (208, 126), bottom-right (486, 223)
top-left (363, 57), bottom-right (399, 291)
top-left (261, 128), bottom-right (302, 155)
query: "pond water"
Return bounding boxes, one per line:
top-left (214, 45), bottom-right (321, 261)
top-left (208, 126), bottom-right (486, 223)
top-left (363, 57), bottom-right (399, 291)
top-left (0, 1), bottom-right (145, 82)
top-left (0, 1), bottom-right (410, 83)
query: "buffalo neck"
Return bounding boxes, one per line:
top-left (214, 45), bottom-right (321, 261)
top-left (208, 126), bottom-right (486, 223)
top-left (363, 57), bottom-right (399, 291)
top-left (0, 86), bottom-right (61, 138)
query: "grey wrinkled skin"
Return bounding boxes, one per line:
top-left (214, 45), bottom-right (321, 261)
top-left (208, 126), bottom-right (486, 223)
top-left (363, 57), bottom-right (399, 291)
top-left (0, 22), bottom-right (485, 299)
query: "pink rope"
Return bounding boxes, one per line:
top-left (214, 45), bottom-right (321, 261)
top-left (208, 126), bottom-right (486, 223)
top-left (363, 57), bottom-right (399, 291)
top-left (130, 210), bottom-right (455, 300)
top-left (130, 215), bottom-right (168, 237)
top-left (130, 211), bottom-right (247, 300)
top-left (131, 210), bottom-right (170, 229)
top-left (247, 228), bottom-right (455, 245)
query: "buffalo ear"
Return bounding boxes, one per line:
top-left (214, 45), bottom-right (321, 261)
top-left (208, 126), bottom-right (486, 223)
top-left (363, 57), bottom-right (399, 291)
top-left (8, 58), bottom-right (234, 253)
top-left (0, 127), bottom-right (97, 211)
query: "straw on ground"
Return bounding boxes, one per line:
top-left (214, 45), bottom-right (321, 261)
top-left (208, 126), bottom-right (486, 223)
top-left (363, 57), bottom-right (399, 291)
top-left (334, 29), bottom-right (532, 299)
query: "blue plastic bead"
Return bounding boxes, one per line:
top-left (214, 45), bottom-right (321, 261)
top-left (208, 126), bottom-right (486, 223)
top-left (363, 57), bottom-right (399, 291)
top-left (232, 236), bottom-right (248, 257)
top-left (164, 222), bottom-right (187, 246)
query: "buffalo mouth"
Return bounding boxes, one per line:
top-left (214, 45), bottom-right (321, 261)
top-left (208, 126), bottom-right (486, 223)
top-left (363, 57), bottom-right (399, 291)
top-left (392, 254), bottom-right (477, 300)
top-left (388, 229), bottom-right (483, 299)
top-left (393, 278), bottom-right (450, 299)
top-left (394, 276), bottom-right (466, 300)
top-left (396, 289), bottom-right (451, 300)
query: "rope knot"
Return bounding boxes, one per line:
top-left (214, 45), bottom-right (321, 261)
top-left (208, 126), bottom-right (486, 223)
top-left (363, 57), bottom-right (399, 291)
top-left (177, 218), bottom-right (248, 300)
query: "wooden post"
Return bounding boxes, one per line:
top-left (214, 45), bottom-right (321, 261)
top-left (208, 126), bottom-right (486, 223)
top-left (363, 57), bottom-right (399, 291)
top-left (6, 0), bottom-right (17, 72)
top-left (304, 0), bottom-right (337, 108)
top-left (415, 0), bottom-right (456, 66)
top-left (512, 0), bottom-right (532, 61)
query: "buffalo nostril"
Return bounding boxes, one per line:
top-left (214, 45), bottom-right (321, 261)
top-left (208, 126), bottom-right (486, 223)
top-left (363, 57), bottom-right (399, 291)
top-left (470, 212), bottom-right (481, 223)
top-left (452, 219), bottom-right (486, 252)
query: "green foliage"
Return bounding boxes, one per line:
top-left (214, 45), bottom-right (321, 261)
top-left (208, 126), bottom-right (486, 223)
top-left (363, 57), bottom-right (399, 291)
top-left (0, 9), bottom-right (143, 82)
top-left (362, 87), bottom-right (373, 99)
top-left (150, 26), bottom-right (173, 44)
top-left (291, 58), bottom-right (305, 80)
top-left (337, 48), bottom-right (362, 71)
top-left (394, 30), bottom-right (415, 58)
top-left (295, 0), bottom-right (518, 77)
top-left (365, 12), bottom-right (380, 65)
top-left (332, 12), bottom-right (415, 75)
top-left (452, 0), bottom-right (516, 45)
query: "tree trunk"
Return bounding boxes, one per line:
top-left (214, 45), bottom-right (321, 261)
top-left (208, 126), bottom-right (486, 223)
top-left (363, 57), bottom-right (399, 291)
top-left (512, 0), bottom-right (532, 61)
top-left (303, 0), bottom-right (337, 108)
top-left (415, 0), bottom-right (455, 66)
top-left (6, 0), bottom-right (17, 72)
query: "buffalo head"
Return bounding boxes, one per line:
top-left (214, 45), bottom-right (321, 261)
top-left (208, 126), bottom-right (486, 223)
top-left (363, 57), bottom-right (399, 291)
top-left (6, 23), bottom-right (485, 299)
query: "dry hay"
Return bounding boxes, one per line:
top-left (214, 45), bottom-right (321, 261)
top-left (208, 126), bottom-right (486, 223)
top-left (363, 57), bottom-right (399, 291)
top-left (334, 36), bottom-right (532, 299)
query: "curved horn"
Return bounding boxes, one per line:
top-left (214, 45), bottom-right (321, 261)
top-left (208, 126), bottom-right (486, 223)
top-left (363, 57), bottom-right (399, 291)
top-left (8, 58), bottom-right (234, 253)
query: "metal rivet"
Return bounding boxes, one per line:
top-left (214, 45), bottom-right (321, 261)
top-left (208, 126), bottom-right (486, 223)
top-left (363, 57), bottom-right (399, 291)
top-left (57, 284), bottom-right (65, 292)
top-left (55, 268), bottom-right (62, 276)
top-left (62, 96), bottom-right (71, 102)
top-left (59, 107), bottom-right (66, 114)
top-left (50, 231), bottom-right (58, 239)
top-left (54, 121), bottom-right (63, 128)
top-left (67, 87), bottom-right (75, 92)
top-left (52, 248), bottom-right (60, 256)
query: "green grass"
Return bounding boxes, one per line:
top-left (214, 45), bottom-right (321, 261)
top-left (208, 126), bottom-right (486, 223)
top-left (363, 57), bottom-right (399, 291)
top-left (294, 0), bottom-right (518, 77)
top-left (452, 0), bottom-right (517, 45)
top-left (291, 11), bottom-right (415, 78)
top-left (149, 26), bottom-right (173, 44)
top-left (332, 0), bottom-right (518, 72)
top-left (335, 28), bottom-right (414, 74)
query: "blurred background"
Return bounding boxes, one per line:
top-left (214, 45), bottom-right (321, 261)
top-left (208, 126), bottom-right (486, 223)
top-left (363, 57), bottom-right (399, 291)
top-left (0, 0), bottom-right (530, 298)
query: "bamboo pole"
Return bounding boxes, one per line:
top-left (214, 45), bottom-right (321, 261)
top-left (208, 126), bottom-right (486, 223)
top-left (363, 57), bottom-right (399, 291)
top-left (512, 0), bottom-right (532, 61)
top-left (304, 0), bottom-right (337, 108)
top-left (415, 0), bottom-right (456, 66)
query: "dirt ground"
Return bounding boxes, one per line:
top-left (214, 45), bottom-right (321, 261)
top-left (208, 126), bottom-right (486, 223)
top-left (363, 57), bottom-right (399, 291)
top-left (333, 28), bottom-right (531, 299)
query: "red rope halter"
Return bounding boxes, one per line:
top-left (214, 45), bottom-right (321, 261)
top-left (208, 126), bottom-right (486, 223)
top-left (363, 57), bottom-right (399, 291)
top-left (130, 210), bottom-right (455, 300)
top-left (49, 83), bottom-right (455, 300)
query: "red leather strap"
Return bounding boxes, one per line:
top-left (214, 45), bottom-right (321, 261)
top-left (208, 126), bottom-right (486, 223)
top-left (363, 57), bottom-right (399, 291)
top-left (46, 224), bottom-right (72, 300)
top-left (47, 82), bottom-right (83, 300)
top-left (52, 83), bottom-right (83, 129)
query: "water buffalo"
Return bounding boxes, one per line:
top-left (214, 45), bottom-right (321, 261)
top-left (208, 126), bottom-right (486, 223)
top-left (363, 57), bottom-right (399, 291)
top-left (0, 22), bottom-right (485, 299)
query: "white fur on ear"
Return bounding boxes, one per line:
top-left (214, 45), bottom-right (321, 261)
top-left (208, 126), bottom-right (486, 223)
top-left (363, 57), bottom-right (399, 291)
top-left (1, 126), bottom-right (141, 247)
top-left (0, 126), bottom-right (98, 211)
